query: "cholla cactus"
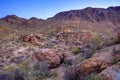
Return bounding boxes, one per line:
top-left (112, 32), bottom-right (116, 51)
top-left (13, 66), bottom-right (20, 80)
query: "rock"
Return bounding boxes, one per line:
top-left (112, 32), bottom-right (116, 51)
top-left (23, 34), bottom-right (38, 45)
top-left (23, 35), bottom-right (30, 42)
top-left (77, 44), bottom-right (120, 75)
top-left (35, 33), bottom-right (43, 39)
top-left (32, 49), bottom-right (65, 68)
top-left (29, 36), bottom-right (38, 44)
top-left (80, 52), bottom-right (113, 75)
top-left (99, 62), bottom-right (120, 80)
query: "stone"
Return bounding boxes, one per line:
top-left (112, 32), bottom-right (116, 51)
top-left (35, 33), bottom-right (43, 39)
top-left (29, 36), bottom-right (38, 44)
top-left (32, 49), bottom-right (65, 68)
top-left (23, 35), bottom-right (38, 45)
top-left (77, 44), bottom-right (120, 75)
top-left (23, 35), bottom-right (30, 42)
top-left (99, 62), bottom-right (120, 80)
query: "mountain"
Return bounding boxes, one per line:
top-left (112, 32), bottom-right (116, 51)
top-left (0, 6), bottom-right (120, 28)
top-left (0, 6), bottom-right (120, 43)
top-left (49, 6), bottom-right (120, 24)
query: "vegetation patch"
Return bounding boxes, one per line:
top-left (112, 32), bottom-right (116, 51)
top-left (69, 45), bottom-right (79, 54)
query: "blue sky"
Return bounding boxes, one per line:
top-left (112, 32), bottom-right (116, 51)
top-left (0, 0), bottom-right (120, 19)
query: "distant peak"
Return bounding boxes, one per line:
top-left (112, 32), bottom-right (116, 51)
top-left (29, 17), bottom-right (39, 20)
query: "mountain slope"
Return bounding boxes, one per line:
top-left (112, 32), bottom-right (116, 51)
top-left (49, 6), bottom-right (120, 25)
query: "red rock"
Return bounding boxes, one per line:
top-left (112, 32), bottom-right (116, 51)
top-left (77, 46), bottom-right (117, 75)
top-left (34, 33), bottom-right (43, 39)
top-left (99, 62), bottom-right (120, 80)
top-left (29, 36), bottom-right (38, 45)
top-left (23, 35), bottom-right (30, 42)
top-left (32, 49), bottom-right (65, 68)
top-left (23, 34), bottom-right (38, 45)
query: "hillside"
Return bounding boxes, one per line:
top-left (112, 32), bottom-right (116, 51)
top-left (0, 6), bottom-right (120, 80)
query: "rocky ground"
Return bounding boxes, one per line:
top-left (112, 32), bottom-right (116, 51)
top-left (0, 27), bottom-right (120, 80)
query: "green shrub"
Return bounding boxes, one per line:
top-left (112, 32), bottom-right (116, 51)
top-left (51, 71), bottom-right (59, 78)
top-left (112, 57), bottom-right (119, 64)
top-left (84, 73), bottom-right (99, 80)
top-left (31, 61), bottom-right (51, 80)
top-left (18, 60), bottom-right (30, 70)
top-left (90, 36), bottom-right (102, 50)
top-left (63, 65), bottom-right (82, 80)
top-left (69, 45), bottom-right (79, 54)
top-left (2, 65), bottom-right (15, 72)
top-left (63, 59), bottom-right (73, 65)
top-left (90, 36), bottom-right (101, 44)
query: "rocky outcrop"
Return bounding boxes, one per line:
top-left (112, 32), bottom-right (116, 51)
top-left (77, 44), bottom-right (120, 75)
top-left (23, 34), bottom-right (39, 45)
top-left (99, 62), bottom-right (120, 80)
top-left (32, 49), bottom-right (65, 68)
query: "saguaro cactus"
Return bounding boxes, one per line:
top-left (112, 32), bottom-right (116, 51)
top-left (13, 66), bottom-right (20, 80)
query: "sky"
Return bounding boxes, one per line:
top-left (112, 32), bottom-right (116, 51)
top-left (0, 0), bottom-right (120, 19)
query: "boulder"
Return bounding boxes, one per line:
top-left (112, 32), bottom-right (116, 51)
top-left (77, 44), bottom-right (120, 75)
top-left (23, 34), bottom-right (38, 45)
top-left (29, 36), bottom-right (38, 44)
top-left (99, 62), bottom-right (120, 80)
top-left (23, 35), bottom-right (30, 42)
top-left (32, 49), bottom-right (65, 68)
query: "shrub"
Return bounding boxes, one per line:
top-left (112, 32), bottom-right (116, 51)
top-left (51, 71), bottom-right (59, 78)
top-left (69, 45), bottom-right (79, 54)
top-left (18, 60), bottom-right (30, 70)
top-left (31, 61), bottom-right (51, 80)
top-left (84, 73), bottom-right (99, 80)
top-left (90, 36), bottom-right (102, 50)
top-left (112, 57), bottom-right (119, 64)
top-left (63, 65), bottom-right (82, 80)
top-left (63, 59), bottom-right (73, 65)
top-left (2, 64), bottom-right (15, 72)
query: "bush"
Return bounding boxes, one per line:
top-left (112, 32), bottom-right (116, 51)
top-left (84, 73), bottom-right (99, 80)
top-left (63, 65), bottom-right (82, 80)
top-left (69, 45), bottom-right (79, 54)
top-left (89, 36), bottom-right (102, 50)
top-left (112, 57), bottom-right (119, 64)
top-left (51, 71), bottom-right (59, 78)
top-left (63, 59), bottom-right (73, 65)
top-left (63, 65), bottom-right (99, 80)
top-left (31, 61), bottom-right (51, 80)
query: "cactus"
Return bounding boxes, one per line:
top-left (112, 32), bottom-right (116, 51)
top-left (13, 66), bottom-right (20, 80)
